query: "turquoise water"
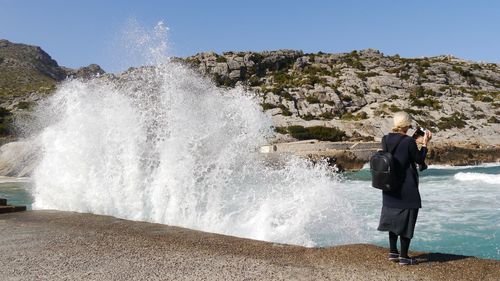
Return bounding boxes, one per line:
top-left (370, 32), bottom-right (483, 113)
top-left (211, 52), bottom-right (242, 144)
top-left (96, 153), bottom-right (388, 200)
top-left (1, 164), bottom-right (498, 260)
top-left (339, 164), bottom-right (499, 260)
top-left (0, 180), bottom-right (32, 209)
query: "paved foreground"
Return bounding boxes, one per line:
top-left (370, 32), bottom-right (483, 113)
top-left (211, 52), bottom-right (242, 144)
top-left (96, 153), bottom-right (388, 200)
top-left (0, 211), bottom-right (498, 281)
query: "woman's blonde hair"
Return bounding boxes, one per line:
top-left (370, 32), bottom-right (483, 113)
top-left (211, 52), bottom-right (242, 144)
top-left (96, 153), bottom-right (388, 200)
top-left (392, 111), bottom-right (412, 132)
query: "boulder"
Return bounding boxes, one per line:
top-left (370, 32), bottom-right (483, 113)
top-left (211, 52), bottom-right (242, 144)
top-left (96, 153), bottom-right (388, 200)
top-left (0, 140), bottom-right (39, 177)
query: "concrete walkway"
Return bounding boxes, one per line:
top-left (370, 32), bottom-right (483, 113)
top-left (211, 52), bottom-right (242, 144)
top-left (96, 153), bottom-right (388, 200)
top-left (1, 211), bottom-right (498, 280)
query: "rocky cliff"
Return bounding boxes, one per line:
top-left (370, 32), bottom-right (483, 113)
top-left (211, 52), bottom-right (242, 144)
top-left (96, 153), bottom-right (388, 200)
top-left (0, 39), bottom-right (105, 140)
top-left (181, 49), bottom-right (500, 145)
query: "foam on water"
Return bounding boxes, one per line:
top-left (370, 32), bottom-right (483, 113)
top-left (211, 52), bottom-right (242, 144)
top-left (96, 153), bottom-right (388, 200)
top-left (30, 22), bottom-right (362, 247)
top-left (454, 172), bottom-right (500, 185)
top-left (429, 163), bottom-right (500, 170)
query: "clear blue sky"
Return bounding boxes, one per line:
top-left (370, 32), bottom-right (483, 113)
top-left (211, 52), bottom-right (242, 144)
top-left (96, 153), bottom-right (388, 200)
top-left (1, 0), bottom-right (499, 73)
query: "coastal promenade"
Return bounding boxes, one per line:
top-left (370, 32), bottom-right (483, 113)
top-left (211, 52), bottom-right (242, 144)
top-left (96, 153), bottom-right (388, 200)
top-left (260, 140), bottom-right (500, 170)
top-left (1, 211), bottom-right (498, 280)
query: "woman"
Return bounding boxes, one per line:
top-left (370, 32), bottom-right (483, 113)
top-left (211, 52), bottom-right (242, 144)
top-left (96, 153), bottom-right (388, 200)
top-left (377, 111), bottom-right (432, 265)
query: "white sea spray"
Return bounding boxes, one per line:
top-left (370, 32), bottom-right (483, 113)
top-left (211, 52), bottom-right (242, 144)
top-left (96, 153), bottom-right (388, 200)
top-left (30, 22), bottom-right (362, 247)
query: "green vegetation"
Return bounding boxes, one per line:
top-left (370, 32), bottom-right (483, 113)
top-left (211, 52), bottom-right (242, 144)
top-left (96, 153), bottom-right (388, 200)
top-left (301, 114), bottom-right (317, 121)
top-left (375, 104), bottom-right (427, 118)
top-left (215, 56), bottom-right (227, 63)
top-left (404, 108), bottom-right (426, 116)
top-left (271, 86), bottom-right (294, 100)
top-left (410, 86), bottom-right (437, 98)
top-left (302, 65), bottom-right (330, 76)
top-left (261, 103), bottom-right (277, 110)
top-left (409, 87), bottom-right (441, 109)
top-left (273, 70), bottom-right (294, 85)
top-left (437, 113), bottom-right (467, 130)
top-left (284, 125), bottom-right (346, 141)
top-left (470, 63), bottom-right (482, 70)
top-left (439, 86), bottom-right (448, 92)
top-left (248, 53), bottom-right (264, 64)
top-left (478, 75), bottom-right (500, 88)
top-left (319, 111), bottom-right (335, 119)
top-left (274, 126), bottom-right (288, 134)
top-left (389, 104), bottom-right (401, 112)
top-left (356, 72), bottom-right (379, 80)
top-left (305, 96), bottom-right (320, 104)
top-left (16, 101), bottom-right (34, 110)
top-left (417, 61), bottom-right (431, 68)
top-left (339, 94), bottom-right (352, 102)
top-left (487, 116), bottom-right (499, 123)
top-left (0, 68), bottom-right (57, 98)
top-left (452, 65), bottom-right (478, 85)
top-left (373, 104), bottom-right (389, 117)
top-left (248, 75), bottom-right (262, 86)
top-left (469, 90), bottom-right (498, 102)
top-left (213, 73), bottom-right (235, 87)
top-left (341, 111), bottom-right (368, 120)
top-left (341, 51), bottom-right (365, 70)
top-left (0, 107), bottom-right (13, 136)
top-left (411, 98), bottom-right (441, 110)
top-left (0, 40), bottom-right (65, 99)
top-left (279, 105), bottom-right (292, 116)
top-left (261, 103), bottom-right (292, 116)
top-left (386, 66), bottom-right (405, 74)
top-left (399, 73), bottom-right (410, 80)
top-left (304, 75), bottom-right (326, 86)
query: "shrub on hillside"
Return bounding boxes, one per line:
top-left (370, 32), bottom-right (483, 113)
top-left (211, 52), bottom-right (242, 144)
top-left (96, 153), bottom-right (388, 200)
top-left (279, 105), bottom-right (292, 116)
top-left (437, 113), bottom-right (467, 130)
top-left (261, 103), bottom-right (277, 110)
top-left (286, 125), bottom-right (346, 141)
top-left (411, 98), bottom-right (441, 110)
top-left (341, 111), bottom-right (368, 121)
top-left (487, 116), bottom-right (499, 123)
top-left (216, 56), bottom-right (227, 63)
top-left (305, 96), bottom-right (320, 104)
top-left (356, 72), bottom-right (379, 80)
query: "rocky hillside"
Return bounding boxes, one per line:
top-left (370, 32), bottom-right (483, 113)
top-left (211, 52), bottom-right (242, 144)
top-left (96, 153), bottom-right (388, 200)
top-left (182, 49), bottom-right (500, 145)
top-left (0, 41), bottom-right (499, 176)
top-left (0, 39), bottom-right (65, 99)
top-left (0, 40), bottom-right (499, 145)
top-left (0, 39), bottom-right (104, 140)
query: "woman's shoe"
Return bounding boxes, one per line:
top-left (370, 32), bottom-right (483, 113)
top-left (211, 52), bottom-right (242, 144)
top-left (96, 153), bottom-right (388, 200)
top-left (388, 253), bottom-right (399, 262)
top-left (399, 257), bottom-right (418, 265)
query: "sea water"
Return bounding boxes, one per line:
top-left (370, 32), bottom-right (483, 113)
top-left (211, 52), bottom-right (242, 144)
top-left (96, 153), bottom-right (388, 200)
top-left (1, 165), bottom-right (498, 259)
top-left (338, 164), bottom-right (500, 260)
top-left (0, 178), bottom-right (32, 208)
top-left (3, 22), bottom-right (498, 260)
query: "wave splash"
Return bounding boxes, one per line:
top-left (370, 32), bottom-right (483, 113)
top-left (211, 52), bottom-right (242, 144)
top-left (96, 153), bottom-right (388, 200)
top-left (30, 22), bottom-right (361, 247)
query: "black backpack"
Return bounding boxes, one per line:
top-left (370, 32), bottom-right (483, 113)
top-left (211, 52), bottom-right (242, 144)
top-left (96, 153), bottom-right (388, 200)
top-left (370, 136), bottom-right (404, 192)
